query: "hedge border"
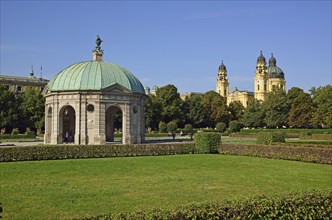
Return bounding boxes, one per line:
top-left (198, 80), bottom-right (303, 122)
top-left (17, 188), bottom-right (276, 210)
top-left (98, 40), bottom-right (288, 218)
top-left (219, 143), bottom-right (332, 164)
top-left (0, 143), bottom-right (197, 162)
top-left (78, 191), bottom-right (332, 220)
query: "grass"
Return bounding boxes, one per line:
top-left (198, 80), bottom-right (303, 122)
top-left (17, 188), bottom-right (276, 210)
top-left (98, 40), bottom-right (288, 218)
top-left (0, 154), bottom-right (331, 219)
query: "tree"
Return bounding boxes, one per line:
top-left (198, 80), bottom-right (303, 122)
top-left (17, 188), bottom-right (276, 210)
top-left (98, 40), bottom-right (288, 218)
top-left (183, 94), bottom-right (207, 128)
top-left (228, 121), bottom-right (241, 133)
top-left (155, 84), bottom-right (184, 125)
top-left (288, 91), bottom-right (314, 128)
top-left (20, 87), bottom-right (45, 132)
top-left (215, 122), bottom-right (227, 132)
top-left (0, 85), bottom-right (20, 133)
top-left (241, 99), bottom-right (265, 128)
top-left (228, 101), bottom-right (244, 121)
top-left (262, 89), bottom-right (289, 128)
top-left (202, 91), bottom-right (230, 127)
top-left (184, 124), bottom-right (194, 140)
top-left (158, 121), bottom-right (167, 133)
top-left (167, 121), bottom-right (178, 133)
top-left (145, 94), bottom-right (161, 130)
top-left (311, 85), bottom-right (332, 128)
top-left (287, 87), bottom-right (304, 104)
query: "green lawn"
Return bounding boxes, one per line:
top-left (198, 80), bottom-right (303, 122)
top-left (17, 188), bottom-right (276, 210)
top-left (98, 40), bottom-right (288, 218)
top-left (0, 155), bottom-right (331, 219)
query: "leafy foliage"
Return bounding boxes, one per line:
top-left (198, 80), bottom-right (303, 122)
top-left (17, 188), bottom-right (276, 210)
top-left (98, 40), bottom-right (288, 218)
top-left (241, 99), bottom-right (265, 128)
top-left (166, 121), bottom-right (178, 132)
top-left (228, 120), bottom-right (241, 133)
top-left (228, 100), bottom-right (244, 121)
top-left (219, 143), bottom-right (331, 164)
top-left (0, 85), bottom-right (20, 132)
top-left (80, 192), bottom-right (332, 220)
top-left (155, 84), bottom-right (184, 124)
top-left (0, 143), bottom-right (197, 162)
top-left (158, 121), bottom-right (167, 133)
top-left (311, 85), bottom-right (332, 128)
top-left (288, 92), bottom-right (314, 127)
top-left (262, 89), bottom-right (289, 128)
top-left (202, 91), bottom-right (229, 127)
top-left (183, 93), bottom-right (207, 128)
top-left (184, 124), bottom-right (193, 134)
top-left (194, 132), bottom-right (221, 153)
top-left (20, 87), bottom-right (45, 132)
top-left (145, 94), bottom-right (161, 130)
top-left (215, 122), bottom-right (227, 132)
top-left (256, 132), bottom-right (285, 145)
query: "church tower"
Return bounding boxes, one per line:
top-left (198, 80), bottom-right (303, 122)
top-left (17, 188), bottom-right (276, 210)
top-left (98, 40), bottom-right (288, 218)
top-left (216, 61), bottom-right (229, 98)
top-left (267, 53), bottom-right (286, 92)
top-left (254, 51), bottom-right (268, 101)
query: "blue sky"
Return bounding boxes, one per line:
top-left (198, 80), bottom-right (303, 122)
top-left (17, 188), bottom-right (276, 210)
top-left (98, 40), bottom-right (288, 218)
top-left (1, 1), bottom-right (331, 94)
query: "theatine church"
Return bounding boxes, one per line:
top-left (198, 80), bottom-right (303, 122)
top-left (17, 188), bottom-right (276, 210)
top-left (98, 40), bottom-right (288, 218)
top-left (216, 51), bottom-right (286, 107)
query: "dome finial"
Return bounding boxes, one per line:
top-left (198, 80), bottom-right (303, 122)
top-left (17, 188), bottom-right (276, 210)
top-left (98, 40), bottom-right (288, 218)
top-left (93, 34), bottom-right (104, 61)
top-left (260, 50), bottom-right (263, 55)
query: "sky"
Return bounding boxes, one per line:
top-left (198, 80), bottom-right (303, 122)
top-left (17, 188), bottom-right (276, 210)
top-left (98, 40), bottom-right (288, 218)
top-left (1, 0), bottom-right (331, 94)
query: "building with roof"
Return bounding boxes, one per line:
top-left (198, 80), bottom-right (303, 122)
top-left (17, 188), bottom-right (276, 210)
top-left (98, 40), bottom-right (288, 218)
top-left (44, 35), bottom-right (146, 145)
top-left (216, 51), bottom-right (286, 107)
top-left (0, 67), bottom-right (49, 93)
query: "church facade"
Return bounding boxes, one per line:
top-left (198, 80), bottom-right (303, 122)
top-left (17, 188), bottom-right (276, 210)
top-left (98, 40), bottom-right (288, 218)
top-left (216, 51), bottom-right (286, 107)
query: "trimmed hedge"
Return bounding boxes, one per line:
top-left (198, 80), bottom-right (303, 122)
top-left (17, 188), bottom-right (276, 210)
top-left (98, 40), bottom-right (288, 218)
top-left (0, 143), bottom-right (196, 162)
top-left (0, 133), bottom-right (36, 140)
top-left (300, 133), bottom-right (332, 140)
top-left (256, 132), bottom-right (285, 145)
top-left (194, 132), bottom-right (221, 154)
top-left (79, 192), bottom-right (332, 220)
top-left (219, 143), bottom-right (332, 164)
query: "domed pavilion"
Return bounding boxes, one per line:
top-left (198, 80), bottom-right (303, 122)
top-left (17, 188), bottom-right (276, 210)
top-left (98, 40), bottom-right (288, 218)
top-left (44, 36), bottom-right (146, 145)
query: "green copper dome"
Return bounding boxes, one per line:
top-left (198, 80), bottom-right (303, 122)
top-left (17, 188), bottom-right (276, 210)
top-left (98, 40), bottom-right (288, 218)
top-left (47, 61), bottom-right (145, 94)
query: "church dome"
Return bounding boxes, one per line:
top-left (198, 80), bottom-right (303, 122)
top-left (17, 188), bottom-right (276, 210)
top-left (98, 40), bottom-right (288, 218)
top-left (269, 53), bottom-right (276, 66)
top-left (257, 51), bottom-right (266, 63)
top-left (47, 61), bottom-right (145, 94)
top-left (218, 60), bottom-right (227, 72)
top-left (267, 53), bottom-right (284, 78)
top-left (268, 65), bottom-right (284, 78)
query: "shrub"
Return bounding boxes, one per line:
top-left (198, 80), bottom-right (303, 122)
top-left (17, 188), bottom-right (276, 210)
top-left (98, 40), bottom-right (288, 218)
top-left (158, 121), bottom-right (167, 133)
top-left (0, 143), bottom-right (197, 162)
top-left (11, 128), bottom-right (19, 135)
top-left (166, 121), bottom-right (178, 133)
top-left (256, 132), bottom-right (285, 145)
top-left (215, 122), bottom-right (227, 132)
top-left (228, 121), bottom-right (241, 133)
top-left (81, 192), bottom-right (332, 220)
top-left (184, 124), bottom-right (193, 134)
top-left (194, 132), bottom-right (221, 154)
top-left (219, 143), bottom-right (332, 164)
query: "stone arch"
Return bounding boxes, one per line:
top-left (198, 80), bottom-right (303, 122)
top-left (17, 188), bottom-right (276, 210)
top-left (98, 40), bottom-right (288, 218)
top-left (105, 105), bottom-right (123, 143)
top-left (59, 105), bottom-right (76, 144)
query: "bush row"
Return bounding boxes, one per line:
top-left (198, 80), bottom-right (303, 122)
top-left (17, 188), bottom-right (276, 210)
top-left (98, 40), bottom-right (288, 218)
top-left (300, 133), bottom-right (332, 140)
top-left (219, 143), bottom-right (332, 164)
top-left (239, 128), bottom-right (332, 134)
top-left (0, 143), bottom-right (196, 162)
top-left (0, 133), bottom-right (36, 140)
top-left (256, 132), bottom-right (285, 144)
top-left (79, 192), bottom-right (332, 220)
top-left (230, 132), bottom-right (299, 139)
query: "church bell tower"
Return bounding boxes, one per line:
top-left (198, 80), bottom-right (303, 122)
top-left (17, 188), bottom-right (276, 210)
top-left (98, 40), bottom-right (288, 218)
top-left (254, 51), bottom-right (268, 101)
top-left (216, 60), bottom-right (229, 98)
